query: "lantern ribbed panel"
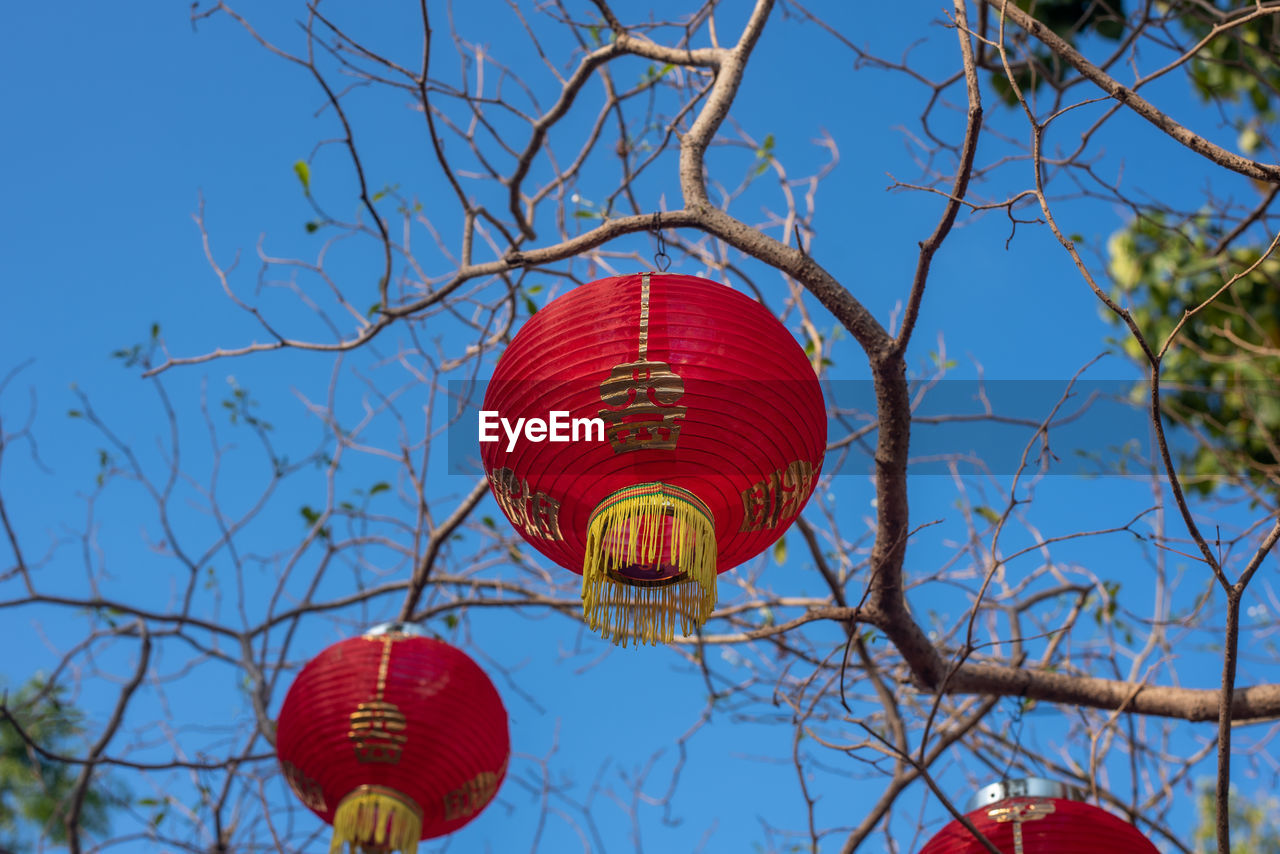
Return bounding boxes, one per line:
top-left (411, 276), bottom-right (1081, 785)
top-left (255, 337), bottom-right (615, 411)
top-left (276, 634), bottom-right (509, 848)
top-left (481, 273), bottom-right (825, 642)
top-left (917, 797), bottom-right (1159, 854)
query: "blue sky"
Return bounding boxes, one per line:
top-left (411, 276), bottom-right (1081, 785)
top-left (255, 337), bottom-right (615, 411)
top-left (2, 1), bottom-right (1273, 852)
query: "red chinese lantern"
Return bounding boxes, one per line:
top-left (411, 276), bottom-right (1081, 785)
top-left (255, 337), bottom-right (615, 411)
top-left (275, 624), bottom-right (509, 853)
top-left (481, 272), bottom-right (826, 645)
top-left (918, 778), bottom-right (1159, 853)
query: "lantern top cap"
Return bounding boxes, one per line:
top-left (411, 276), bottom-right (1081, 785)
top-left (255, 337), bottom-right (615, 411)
top-left (362, 621), bottom-right (427, 638)
top-left (964, 777), bottom-right (1085, 812)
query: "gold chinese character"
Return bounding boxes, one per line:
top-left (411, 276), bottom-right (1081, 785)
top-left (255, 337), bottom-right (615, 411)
top-left (348, 700), bottom-right (408, 764)
top-left (740, 460), bottom-right (815, 532)
top-left (489, 467), bottom-right (564, 541)
top-left (443, 770), bottom-right (503, 821)
top-left (598, 360), bottom-right (686, 453)
top-left (281, 759), bottom-right (327, 812)
top-left (597, 272), bottom-right (687, 454)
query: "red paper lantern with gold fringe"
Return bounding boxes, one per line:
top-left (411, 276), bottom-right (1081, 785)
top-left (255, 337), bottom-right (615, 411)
top-left (918, 779), bottom-right (1159, 854)
top-left (275, 624), bottom-right (509, 853)
top-left (481, 272), bottom-right (826, 645)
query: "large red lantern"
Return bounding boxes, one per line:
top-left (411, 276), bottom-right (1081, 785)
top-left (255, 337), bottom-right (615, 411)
top-left (918, 778), bottom-right (1159, 853)
top-left (481, 272), bottom-right (826, 645)
top-left (275, 624), bottom-right (509, 853)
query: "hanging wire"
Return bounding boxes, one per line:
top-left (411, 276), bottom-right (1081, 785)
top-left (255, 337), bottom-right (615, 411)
top-left (651, 211), bottom-right (671, 272)
top-left (1000, 694), bottom-right (1029, 780)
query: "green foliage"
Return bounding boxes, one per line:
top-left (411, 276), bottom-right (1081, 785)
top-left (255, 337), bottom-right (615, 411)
top-left (222, 378), bottom-right (272, 431)
top-left (292, 159), bottom-right (311, 195)
top-left (299, 504), bottom-right (331, 540)
top-left (641, 62), bottom-right (675, 84)
top-left (0, 680), bottom-right (122, 850)
top-left (992, 0), bottom-right (1279, 153)
top-left (988, 0), bottom-right (1125, 106)
top-left (749, 133), bottom-right (775, 179)
top-left (974, 505), bottom-right (1003, 525)
top-left (1062, 3), bottom-right (1280, 494)
top-left (1194, 781), bottom-right (1280, 853)
top-left (1177, 3), bottom-right (1280, 153)
top-left (1105, 212), bottom-right (1280, 494)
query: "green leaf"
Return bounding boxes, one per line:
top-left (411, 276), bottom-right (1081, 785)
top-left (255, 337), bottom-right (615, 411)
top-left (524, 296), bottom-right (539, 316)
top-left (368, 482), bottom-right (390, 496)
top-left (1240, 126), bottom-right (1263, 154)
top-left (647, 63), bottom-right (674, 81)
top-left (975, 505), bottom-right (1002, 525)
top-left (772, 536), bottom-right (787, 565)
top-left (443, 614), bottom-right (459, 629)
top-left (304, 220), bottom-right (321, 233)
top-left (370, 182), bottom-right (399, 202)
top-left (293, 159), bottom-right (311, 194)
top-left (1093, 16), bottom-right (1124, 40)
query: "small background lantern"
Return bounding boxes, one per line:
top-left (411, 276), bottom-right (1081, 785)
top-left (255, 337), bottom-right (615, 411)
top-left (918, 777), bottom-right (1159, 853)
top-left (481, 272), bottom-right (826, 645)
top-left (275, 623), bottom-right (510, 853)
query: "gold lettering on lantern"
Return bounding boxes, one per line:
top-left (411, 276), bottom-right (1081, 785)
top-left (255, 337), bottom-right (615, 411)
top-left (348, 700), bottom-right (409, 763)
top-left (280, 759), bottom-right (327, 812)
top-left (348, 637), bottom-right (409, 764)
top-left (988, 799), bottom-right (1054, 854)
top-left (598, 272), bottom-right (687, 454)
top-left (442, 759), bottom-right (508, 822)
top-left (488, 467), bottom-right (564, 541)
top-left (739, 460), bottom-right (815, 532)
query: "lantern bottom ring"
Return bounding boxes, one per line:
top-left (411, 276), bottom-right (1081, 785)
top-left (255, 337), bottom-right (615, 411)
top-left (606, 567), bottom-right (689, 588)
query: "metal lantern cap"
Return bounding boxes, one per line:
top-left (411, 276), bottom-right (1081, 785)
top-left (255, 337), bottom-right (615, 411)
top-left (363, 621), bottom-right (427, 638)
top-left (964, 777), bottom-right (1085, 813)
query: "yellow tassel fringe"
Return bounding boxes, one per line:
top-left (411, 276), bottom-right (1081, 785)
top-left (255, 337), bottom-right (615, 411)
top-left (582, 483), bottom-right (717, 646)
top-left (330, 785), bottom-right (423, 854)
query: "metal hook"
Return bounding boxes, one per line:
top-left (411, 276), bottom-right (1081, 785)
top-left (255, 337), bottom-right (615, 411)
top-left (651, 211), bottom-right (671, 272)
